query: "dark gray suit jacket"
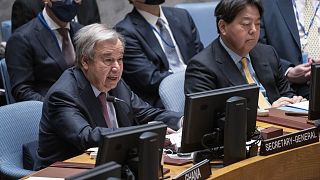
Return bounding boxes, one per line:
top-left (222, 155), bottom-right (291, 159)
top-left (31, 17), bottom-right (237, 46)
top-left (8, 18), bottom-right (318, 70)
top-left (185, 39), bottom-right (295, 104)
top-left (5, 17), bottom-right (82, 102)
top-left (259, 0), bottom-right (309, 97)
top-left (34, 67), bottom-right (182, 170)
top-left (115, 7), bottom-right (203, 107)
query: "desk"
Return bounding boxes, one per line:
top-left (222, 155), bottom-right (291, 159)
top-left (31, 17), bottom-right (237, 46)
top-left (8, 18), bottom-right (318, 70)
top-left (24, 121), bottom-right (320, 179)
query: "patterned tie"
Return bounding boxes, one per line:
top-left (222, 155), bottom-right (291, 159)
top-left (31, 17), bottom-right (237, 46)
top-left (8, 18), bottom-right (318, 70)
top-left (156, 18), bottom-right (185, 73)
top-left (98, 92), bottom-right (113, 128)
top-left (57, 28), bottom-right (75, 66)
top-left (304, 0), bottom-right (320, 61)
top-left (241, 57), bottom-right (271, 109)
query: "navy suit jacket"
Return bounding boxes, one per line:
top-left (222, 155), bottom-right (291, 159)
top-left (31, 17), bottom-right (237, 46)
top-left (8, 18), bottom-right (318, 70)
top-left (5, 17), bottom-right (82, 102)
top-left (259, 0), bottom-right (309, 97)
top-left (185, 39), bottom-right (295, 104)
top-left (34, 67), bottom-right (182, 170)
top-left (115, 7), bottom-right (203, 107)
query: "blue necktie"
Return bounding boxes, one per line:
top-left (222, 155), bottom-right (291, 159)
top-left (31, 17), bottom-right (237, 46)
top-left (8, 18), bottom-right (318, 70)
top-left (156, 18), bottom-right (185, 73)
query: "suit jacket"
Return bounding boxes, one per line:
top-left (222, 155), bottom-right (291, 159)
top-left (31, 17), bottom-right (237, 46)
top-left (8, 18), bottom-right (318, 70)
top-left (5, 17), bottom-right (82, 102)
top-left (259, 0), bottom-right (309, 97)
top-left (11, 0), bottom-right (100, 32)
top-left (185, 39), bottom-right (295, 104)
top-left (34, 67), bottom-right (182, 170)
top-left (115, 7), bottom-right (203, 107)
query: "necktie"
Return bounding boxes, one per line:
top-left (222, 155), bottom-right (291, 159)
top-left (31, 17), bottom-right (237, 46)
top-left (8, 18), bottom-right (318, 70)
top-left (240, 57), bottom-right (271, 109)
top-left (57, 28), bottom-right (75, 66)
top-left (304, 0), bottom-right (320, 61)
top-left (98, 92), bottom-right (113, 128)
top-left (156, 18), bottom-right (185, 73)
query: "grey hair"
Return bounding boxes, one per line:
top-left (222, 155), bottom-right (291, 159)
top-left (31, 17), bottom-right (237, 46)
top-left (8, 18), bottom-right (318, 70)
top-left (73, 23), bottom-right (125, 67)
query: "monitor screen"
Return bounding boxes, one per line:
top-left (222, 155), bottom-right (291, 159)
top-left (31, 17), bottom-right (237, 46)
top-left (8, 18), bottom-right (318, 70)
top-left (66, 161), bottom-right (121, 180)
top-left (309, 63), bottom-right (320, 120)
top-left (96, 122), bottom-right (167, 180)
top-left (180, 84), bottom-right (259, 153)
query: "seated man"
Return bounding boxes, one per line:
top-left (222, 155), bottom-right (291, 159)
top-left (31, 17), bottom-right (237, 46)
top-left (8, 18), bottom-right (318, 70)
top-left (115, 0), bottom-right (203, 107)
top-left (34, 23), bottom-right (183, 170)
top-left (5, 0), bottom-right (83, 102)
top-left (11, 0), bottom-right (100, 32)
top-left (185, 0), bottom-right (304, 108)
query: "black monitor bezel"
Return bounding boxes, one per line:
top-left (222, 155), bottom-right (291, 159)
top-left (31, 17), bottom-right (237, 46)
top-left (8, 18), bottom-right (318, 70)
top-left (180, 84), bottom-right (259, 153)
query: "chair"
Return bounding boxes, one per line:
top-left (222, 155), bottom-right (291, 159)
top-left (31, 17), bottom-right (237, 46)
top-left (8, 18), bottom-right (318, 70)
top-left (0, 59), bottom-right (16, 104)
top-left (1, 20), bottom-right (12, 42)
top-left (159, 71), bottom-right (185, 113)
top-left (175, 1), bottom-right (219, 47)
top-left (0, 101), bottom-right (43, 179)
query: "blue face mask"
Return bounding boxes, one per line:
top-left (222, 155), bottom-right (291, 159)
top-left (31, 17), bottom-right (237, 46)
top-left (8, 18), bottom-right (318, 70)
top-left (145, 0), bottom-right (165, 5)
top-left (50, 0), bottom-right (79, 22)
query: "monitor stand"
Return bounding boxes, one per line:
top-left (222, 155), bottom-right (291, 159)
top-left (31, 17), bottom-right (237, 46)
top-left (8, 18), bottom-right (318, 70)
top-left (223, 96), bottom-right (247, 166)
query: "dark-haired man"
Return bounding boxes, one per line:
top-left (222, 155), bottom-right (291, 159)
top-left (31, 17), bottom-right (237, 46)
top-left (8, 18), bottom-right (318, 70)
top-left (185, 0), bottom-right (304, 108)
top-left (115, 0), bottom-right (203, 108)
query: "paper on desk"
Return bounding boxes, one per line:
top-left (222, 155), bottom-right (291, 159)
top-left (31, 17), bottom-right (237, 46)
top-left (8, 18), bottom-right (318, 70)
top-left (166, 128), bottom-right (182, 148)
top-left (285, 100), bottom-right (309, 111)
top-left (26, 177), bottom-right (64, 180)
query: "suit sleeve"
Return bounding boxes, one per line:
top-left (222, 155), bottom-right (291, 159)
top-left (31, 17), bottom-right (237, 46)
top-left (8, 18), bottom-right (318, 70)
top-left (185, 56), bottom-right (218, 94)
top-left (5, 32), bottom-right (45, 102)
top-left (47, 91), bottom-right (113, 151)
top-left (118, 81), bottom-right (183, 130)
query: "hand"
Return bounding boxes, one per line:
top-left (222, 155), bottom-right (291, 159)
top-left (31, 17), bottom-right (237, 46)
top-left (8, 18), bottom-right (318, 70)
top-left (166, 127), bottom-right (176, 135)
top-left (271, 96), bottom-right (304, 108)
top-left (286, 63), bottom-right (311, 84)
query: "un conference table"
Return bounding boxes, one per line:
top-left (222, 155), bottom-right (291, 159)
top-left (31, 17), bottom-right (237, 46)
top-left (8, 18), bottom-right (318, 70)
top-left (24, 120), bottom-right (320, 179)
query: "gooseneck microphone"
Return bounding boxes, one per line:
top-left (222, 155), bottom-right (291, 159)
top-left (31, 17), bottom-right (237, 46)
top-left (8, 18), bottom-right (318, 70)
top-left (107, 95), bottom-right (135, 123)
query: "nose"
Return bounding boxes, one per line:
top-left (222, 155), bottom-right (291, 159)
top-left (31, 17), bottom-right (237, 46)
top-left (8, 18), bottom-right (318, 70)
top-left (249, 24), bottom-right (259, 35)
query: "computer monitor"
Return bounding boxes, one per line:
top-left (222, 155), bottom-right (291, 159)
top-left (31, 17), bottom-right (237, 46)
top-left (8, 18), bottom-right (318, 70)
top-left (96, 122), bottom-right (167, 180)
top-left (66, 161), bottom-right (121, 180)
top-left (309, 63), bottom-right (320, 120)
top-left (180, 84), bottom-right (259, 153)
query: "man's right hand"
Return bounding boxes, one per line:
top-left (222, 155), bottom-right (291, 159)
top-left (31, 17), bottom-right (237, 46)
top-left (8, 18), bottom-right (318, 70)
top-left (286, 63), bottom-right (311, 84)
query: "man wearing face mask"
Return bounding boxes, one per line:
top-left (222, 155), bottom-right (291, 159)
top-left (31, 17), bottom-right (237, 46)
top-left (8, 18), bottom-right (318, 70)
top-left (5, 0), bottom-right (83, 102)
top-left (115, 0), bottom-right (203, 108)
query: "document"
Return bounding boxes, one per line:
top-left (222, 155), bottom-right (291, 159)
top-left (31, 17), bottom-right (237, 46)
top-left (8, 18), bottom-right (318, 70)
top-left (286, 101), bottom-right (309, 111)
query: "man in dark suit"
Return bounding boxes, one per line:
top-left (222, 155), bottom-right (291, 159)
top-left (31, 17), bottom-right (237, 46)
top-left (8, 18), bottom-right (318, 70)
top-left (115, 0), bottom-right (203, 108)
top-left (259, 0), bottom-right (314, 98)
top-left (5, 0), bottom-right (83, 102)
top-left (34, 23), bottom-right (182, 170)
top-left (185, 0), bottom-right (304, 108)
top-left (11, 0), bottom-right (100, 32)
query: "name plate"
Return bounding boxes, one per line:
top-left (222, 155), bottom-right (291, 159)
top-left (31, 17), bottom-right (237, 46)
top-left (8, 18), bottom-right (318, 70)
top-left (172, 159), bottom-right (211, 180)
top-left (260, 127), bottom-right (319, 156)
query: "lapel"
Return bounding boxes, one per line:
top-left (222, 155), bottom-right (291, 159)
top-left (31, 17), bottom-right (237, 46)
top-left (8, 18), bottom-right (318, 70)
top-left (35, 18), bottom-right (68, 71)
top-left (276, 0), bottom-right (301, 49)
top-left (74, 68), bottom-right (107, 127)
top-left (214, 40), bottom-right (247, 86)
top-left (249, 47), bottom-right (271, 87)
top-left (130, 8), bottom-right (169, 69)
top-left (163, 7), bottom-right (188, 63)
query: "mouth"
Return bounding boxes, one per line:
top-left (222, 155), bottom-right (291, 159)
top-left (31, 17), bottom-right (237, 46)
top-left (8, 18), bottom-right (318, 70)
top-left (108, 76), bottom-right (118, 81)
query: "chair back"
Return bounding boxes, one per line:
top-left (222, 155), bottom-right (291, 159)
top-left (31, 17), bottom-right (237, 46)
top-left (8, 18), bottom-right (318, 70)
top-left (1, 20), bottom-right (12, 42)
top-left (159, 71), bottom-right (185, 113)
top-left (0, 59), bottom-right (16, 104)
top-left (0, 101), bottom-right (43, 179)
top-left (175, 1), bottom-right (219, 47)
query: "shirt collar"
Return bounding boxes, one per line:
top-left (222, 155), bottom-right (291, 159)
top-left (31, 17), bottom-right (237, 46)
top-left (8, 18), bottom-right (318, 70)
top-left (42, 8), bottom-right (71, 31)
top-left (136, 6), bottom-right (169, 27)
top-left (91, 85), bottom-right (102, 98)
top-left (219, 37), bottom-right (250, 66)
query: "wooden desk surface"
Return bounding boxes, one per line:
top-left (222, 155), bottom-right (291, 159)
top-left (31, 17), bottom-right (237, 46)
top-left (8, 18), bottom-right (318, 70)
top-left (25, 121), bottom-right (319, 180)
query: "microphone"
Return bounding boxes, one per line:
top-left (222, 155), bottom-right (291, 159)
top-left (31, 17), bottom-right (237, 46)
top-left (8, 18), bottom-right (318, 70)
top-left (107, 95), bottom-right (135, 123)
